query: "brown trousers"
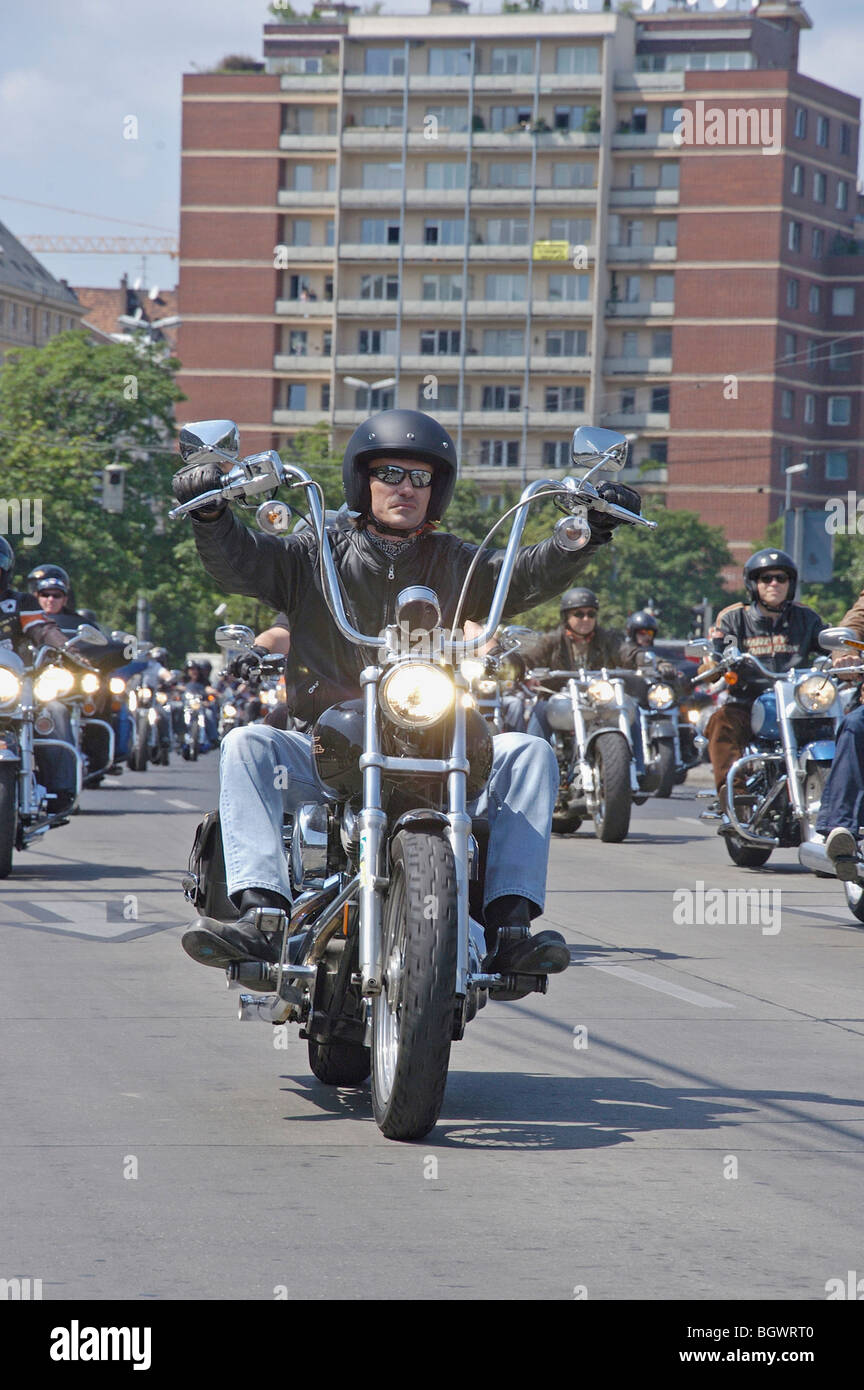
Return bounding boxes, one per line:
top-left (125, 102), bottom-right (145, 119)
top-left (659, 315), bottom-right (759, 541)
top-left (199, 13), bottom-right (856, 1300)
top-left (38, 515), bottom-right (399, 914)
top-left (705, 704), bottom-right (753, 792)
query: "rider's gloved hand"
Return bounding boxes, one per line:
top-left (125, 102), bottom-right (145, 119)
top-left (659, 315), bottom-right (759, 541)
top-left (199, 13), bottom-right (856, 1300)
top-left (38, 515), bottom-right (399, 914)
top-left (171, 460), bottom-right (227, 518)
top-left (229, 645), bottom-right (270, 682)
top-left (589, 482), bottom-right (642, 540)
top-left (62, 647), bottom-right (97, 673)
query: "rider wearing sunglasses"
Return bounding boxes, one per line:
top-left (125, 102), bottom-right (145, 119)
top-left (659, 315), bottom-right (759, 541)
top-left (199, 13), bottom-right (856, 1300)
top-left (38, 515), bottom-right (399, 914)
top-left (702, 549), bottom-right (825, 806)
top-left (173, 409), bottom-right (641, 991)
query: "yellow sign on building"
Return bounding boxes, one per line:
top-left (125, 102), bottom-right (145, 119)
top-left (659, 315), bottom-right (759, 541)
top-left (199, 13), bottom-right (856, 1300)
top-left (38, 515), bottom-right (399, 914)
top-left (532, 240), bottom-right (570, 261)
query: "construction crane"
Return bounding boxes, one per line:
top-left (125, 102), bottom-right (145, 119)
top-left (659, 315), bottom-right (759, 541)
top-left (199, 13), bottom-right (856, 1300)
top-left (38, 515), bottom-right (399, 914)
top-left (20, 236), bottom-right (178, 257)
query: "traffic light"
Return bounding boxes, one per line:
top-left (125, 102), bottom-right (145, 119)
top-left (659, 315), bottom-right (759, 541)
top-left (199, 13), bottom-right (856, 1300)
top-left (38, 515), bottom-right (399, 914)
top-left (94, 465), bottom-right (127, 514)
top-left (689, 599), bottom-right (712, 639)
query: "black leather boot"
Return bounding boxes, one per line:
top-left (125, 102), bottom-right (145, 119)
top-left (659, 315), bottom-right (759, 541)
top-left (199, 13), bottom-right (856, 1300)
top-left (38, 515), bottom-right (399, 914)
top-left (483, 895), bottom-right (570, 981)
top-left (182, 888), bottom-right (289, 969)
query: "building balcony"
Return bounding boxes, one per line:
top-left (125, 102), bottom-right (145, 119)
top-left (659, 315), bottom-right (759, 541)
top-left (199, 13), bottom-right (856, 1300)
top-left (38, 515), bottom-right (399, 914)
top-left (531, 300), bottom-right (593, 318)
top-left (279, 133), bottom-right (339, 151)
top-left (275, 299), bottom-right (334, 317)
top-left (461, 411), bottom-right (523, 427)
top-left (608, 188), bottom-right (679, 207)
top-left (277, 189), bottom-right (337, 207)
top-left (336, 353), bottom-right (397, 370)
top-left (530, 356), bottom-right (592, 373)
top-left (343, 74), bottom-right (408, 92)
top-left (471, 130), bottom-right (601, 149)
top-left (275, 246), bottom-right (336, 261)
top-left (527, 411), bottom-right (590, 428)
top-left (338, 243), bottom-right (406, 260)
top-left (336, 298), bottom-right (401, 316)
top-left (279, 74), bottom-right (339, 92)
top-left (605, 300), bottom-right (674, 318)
top-left (613, 74), bottom-right (685, 93)
top-left (601, 411), bottom-right (670, 430)
top-left (534, 188), bottom-right (597, 206)
top-left (340, 188), bottom-right (404, 207)
top-left (272, 410), bottom-right (331, 427)
top-left (611, 132), bottom-right (677, 150)
top-left (274, 354), bottom-right (333, 371)
top-left (537, 75), bottom-right (604, 95)
top-left (607, 244), bottom-right (677, 263)
top-left (603, 355), bottom-right (672, 374)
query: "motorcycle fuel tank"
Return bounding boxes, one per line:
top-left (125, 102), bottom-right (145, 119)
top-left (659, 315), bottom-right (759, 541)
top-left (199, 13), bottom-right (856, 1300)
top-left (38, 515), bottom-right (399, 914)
top-left (750, 690), bottom-right (779, 740)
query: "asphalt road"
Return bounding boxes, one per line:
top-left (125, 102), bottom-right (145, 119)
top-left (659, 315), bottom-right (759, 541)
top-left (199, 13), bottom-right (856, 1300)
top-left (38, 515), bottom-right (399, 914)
top-left (2, 755), bottom-right (863, 1301)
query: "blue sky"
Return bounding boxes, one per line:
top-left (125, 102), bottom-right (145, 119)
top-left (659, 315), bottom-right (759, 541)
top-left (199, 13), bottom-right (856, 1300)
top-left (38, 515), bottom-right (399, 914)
top-left (0, 0), bottom-right (860, 292)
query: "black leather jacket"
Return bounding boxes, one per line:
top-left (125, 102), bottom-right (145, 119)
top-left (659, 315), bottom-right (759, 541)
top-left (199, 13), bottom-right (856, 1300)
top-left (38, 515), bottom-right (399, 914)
top-left (191, 511), bottom-right (609, 722)
top-left (0, 588), bottom-right (66, 657)
top-left (712, 600), bottom-right (825, 705)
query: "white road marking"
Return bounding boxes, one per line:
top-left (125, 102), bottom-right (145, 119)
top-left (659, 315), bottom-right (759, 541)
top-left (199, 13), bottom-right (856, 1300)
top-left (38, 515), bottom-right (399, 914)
top-left (166, 798), bottom-right (198, 810)
top-left (591, 963), bottom-right (735, 1009)
top-left (135, 788), bottom-right (157, 796)
top-left (4, 901), bottom-right (143, 939)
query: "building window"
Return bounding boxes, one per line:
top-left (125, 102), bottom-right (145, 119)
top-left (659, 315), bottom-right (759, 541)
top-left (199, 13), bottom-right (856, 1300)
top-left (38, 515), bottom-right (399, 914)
top-left (428, 46), bottom-right (471, 76)
top-left (621, 331), bottom-right (639, 358)
top-left (780, 445), bottom-right (792, 471)
top-left (288, 219), bottom-right (311, 246)
top-left (545, 329), bottom-right (587, 357)
top-left (285, 329), bottom-right (307, 356)
top-left (360, 218), bottom-right (400, 244)
top-left (811, 227), bottom-right (824, 258)
top-left (422, 105), bottom-right (469, 133)
top-left (788, 221), bottom-right (802, 252)
top-left (555, 46), bottom-right (600, 75)
top-left (628, 164), bottom-right (645, 189)
top-left (812, 171), bottom-right (826, 204)
top-left (41, 309), bottom-right (49, 335)
top-left (816, 115), bottom-right (830, 147)
top-left (482, 385), bottom-right (521, 410)
top-left (791, 164), bottom-right (804, 195)
top-left (355, 386), bottom-right (394, 411)
top-left (417, 383), bottom-right (460, 409)
top-left (365, 47), bottom-right (405, 77)
top-left (661, 105), bottom-right (679, 134)
top-left (543, 440), bottom-right (572, 469)
top-left (362, 105), bottom-right (403, 128)
top-left (490, 47), bottom-right (533, 75)
top-left (489, 161), bottom-right (532, 188)
top-left (804, 393), bottom-right (815, 424)
top-left (425, 161), bottom-right (466, 190)
top-left (807, 339), bottom-right (819, 367)
top-left (360, 273), bottom-right (400, 300)
top-left (358, 328), bottom-right (397, 354)
top-left (323, 331), bottom-right (332, 355)
top-left (420, 328), bottom-right (461, 355)
top-left (651, 386), bottom-right (670, 413)
top-left (490, 105), bottom-right (531, 132)
top-left (808, 284), bottom-right (821, 314)
top-left (422, 273), bottom-right (464, 302)
top-left (424, 218), bottom-right (464, 245)
top-left (783, 332), bottom-right (797, 360)
top-left (840, 123), bottom-right (851, 156)
top-left (794, 107), bottom-right (807, 139)
top-left (654, 274), bottom-right (674, 302)
top-left (325, 220), bottom-right (335, 246)
top-left (786, 278), bottom-right (799, 308)
top-left (551, 162), bottom-right (594, 189)
top-left (486, 218), bottom-right (529, 245)
top-left (485, 273), bottom-right (527, 301)
top-left (283, 383), bottom-right (307, 410)
top-left (826, 450), bottom-right (849, 479)
top-left (651, 329), bottom-right (671, 357)
top-left (544, 386), bottom-right (585, 412)
top-left (827, 396), bottom-right (851, 425)
top-left (647, 440), bottom-right (668, 465)
top-left (781, 390), bottom-right (795, 419)
top-left (480, 439), bottom-right (519, 468)
top-left (320, 383), bottom-right (330, 411)
top-left (362, 162), bottom-right (403, 190)
top-left (287, 164), bottom-right (315, 192)
top-left (836, 180), bottom-right (849, 211)
top-left (554, 104), bottom-right (592, 133)
top-left (482, 328), bottom-right (524, 355)
top-left (831, 287), bottom-right (855, 317)
top-left (830, 341), bottom-right (853, 371)
top-left (548, 217), bottom-right (593, 244)
top-left (656, 218), bottom-right (677, 247)
top-left (547, 273), bottom-right (589, 302)
top-left (658, 163), bottom-right (679, 189)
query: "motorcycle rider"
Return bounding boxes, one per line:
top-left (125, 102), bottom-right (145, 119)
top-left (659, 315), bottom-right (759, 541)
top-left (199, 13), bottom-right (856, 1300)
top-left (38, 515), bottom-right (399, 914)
top-left (703, 549), bottom-right (824, 808)
top-left (171, 409), bottom-right (640, 990)
top-left (182, 659), bottom-right (219, 749)
top-left (0, 540), bottom-right (85, 811)
top-left (525, 588), bottom-right (626, 742)
top-left (810, 587), bottom-right (864, 879)
top-left (619, 609), bottom-right (679, 682)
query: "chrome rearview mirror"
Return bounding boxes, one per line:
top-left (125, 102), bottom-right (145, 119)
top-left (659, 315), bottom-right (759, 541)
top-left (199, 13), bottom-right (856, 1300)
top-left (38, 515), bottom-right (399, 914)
top-left (178, 419), bottom-right (240, 471)
top-left (571, 426), bottom-right (629, 473)
top-left (215, 624), bottom-right (256, 651)
top-left (685, 639), bottom-right (711, 659)
top-left (68, 624), bottom-right (108, 647)
top-left (819, 626), bottom-right (864, 652)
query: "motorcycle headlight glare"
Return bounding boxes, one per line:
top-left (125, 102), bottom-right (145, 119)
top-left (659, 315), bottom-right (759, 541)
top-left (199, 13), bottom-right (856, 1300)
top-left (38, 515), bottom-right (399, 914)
top-left (476, 679), bottom-right (498, 696)
top-left (109, 677), bottom-right (126, 696)
top-left (223, 703), bottom-right (237, 718)
top-left (189, 695), bottom-right (202, 710)
top-left (138, 686), bottom-right (152, 703)
top-left (795, 674), bottom-right (837, 713)
top-left (586, 679), bottom-right (615, 707)
top-left (459, 659), bottom-right (485, 683)
top-left (34, 667), bottom-right (75, 702)
top-left (127, 689), bottom-right (138, 712)
top-left (0, 669), bottom-right (21, 706)
top-left (156, 690), bottom-right (168, 704)
top-left (380, 661), bottom-right (455, 730)
top-left (648, 683), bottom-right (676, 711)
top-left (81, 673), bottom-right (100, 694)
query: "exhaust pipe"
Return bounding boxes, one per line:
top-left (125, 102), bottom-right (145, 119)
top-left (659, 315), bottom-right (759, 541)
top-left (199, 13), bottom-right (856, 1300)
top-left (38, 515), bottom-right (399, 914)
top-left (238, 992), bottom-right (294, 1024)
top-left (798, 840), bottom-right (863, 882)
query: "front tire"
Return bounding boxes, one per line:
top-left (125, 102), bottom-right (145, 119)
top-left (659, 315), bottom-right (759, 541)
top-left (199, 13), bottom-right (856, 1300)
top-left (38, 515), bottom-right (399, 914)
top-left (844, 881), bottom-right (864, 925)
top-left (723, 834), bottom-right (773, 868)
top-left (371, 830), bottom-right (457, 1142)
top-left (0, 765), bottom-right (17, 879)
top-left (592, 732), bottom-right (632, 843)
top-left (654, 739), bottom-right (677, 799)
top-left (128, 717), bottom-right (149, 772)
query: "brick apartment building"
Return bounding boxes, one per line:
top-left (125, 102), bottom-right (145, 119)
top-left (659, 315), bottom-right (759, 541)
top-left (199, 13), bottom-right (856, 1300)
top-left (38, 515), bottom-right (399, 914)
top-left (177, 0), bottom-right (863, 562)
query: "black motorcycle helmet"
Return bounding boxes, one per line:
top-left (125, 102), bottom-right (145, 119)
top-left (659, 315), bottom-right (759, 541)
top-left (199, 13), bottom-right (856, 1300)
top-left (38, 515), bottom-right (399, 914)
top-left (560, 587), bottom-right (598, 617)
top-left (744, 549), bottom-right (797, 604)
top-left (626, 609), bottom-right (659, 640)
top-left (341, 409), bottom-right (457, 527)
top-left (0, 537), bottom-right (14, 590)
top-left (27, 563), bottom-right (71, 595)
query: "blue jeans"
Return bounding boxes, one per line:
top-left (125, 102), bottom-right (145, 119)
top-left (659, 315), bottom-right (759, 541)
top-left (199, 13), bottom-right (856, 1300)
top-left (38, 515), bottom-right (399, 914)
top-left (218, 725), bottom-right (558, 916)
top-left (815, 704), bottom-right (864, 839)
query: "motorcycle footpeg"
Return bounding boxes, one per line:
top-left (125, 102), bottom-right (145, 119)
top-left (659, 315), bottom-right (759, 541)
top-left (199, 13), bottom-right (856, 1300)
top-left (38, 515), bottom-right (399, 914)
top-left (488, 972), bottom-right (549, 997)
top-left (225, 960), bottom-right (278, 989)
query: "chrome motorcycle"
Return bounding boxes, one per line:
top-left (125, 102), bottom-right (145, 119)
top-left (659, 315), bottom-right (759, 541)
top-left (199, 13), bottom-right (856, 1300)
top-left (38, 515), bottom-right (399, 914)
top-left (172, 419), bottom-right (654, 1140)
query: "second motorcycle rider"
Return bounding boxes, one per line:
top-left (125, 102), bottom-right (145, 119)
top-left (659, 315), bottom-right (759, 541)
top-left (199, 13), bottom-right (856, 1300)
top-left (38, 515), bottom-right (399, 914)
top-left (171, 410), bottom-right (640, 992)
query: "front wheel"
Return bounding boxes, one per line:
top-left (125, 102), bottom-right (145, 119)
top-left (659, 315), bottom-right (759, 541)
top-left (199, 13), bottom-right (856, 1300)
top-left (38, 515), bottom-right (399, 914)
top-left (0, 765), bottom-right (17, 878)
top-left (654, 740), bottom-right (677, 799)
top-left (723, 834), bottom-right (773, 868)
top-left (371, 830), bottom-right (457, 1142)
top-left (844, 881), bottom-right (864, 925)
top-left (128, 717), bottom-right (149, 772)
top-left (592, 732), bottom-right (632, 843)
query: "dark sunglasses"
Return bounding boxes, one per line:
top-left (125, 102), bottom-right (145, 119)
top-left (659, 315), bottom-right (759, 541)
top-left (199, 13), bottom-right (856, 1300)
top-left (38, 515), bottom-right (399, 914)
top-left (568, 608), bottom-right (597, 619)
top-left (40, 590), bottom-right (66, 599)
top-left (368, 465), bottom-right (433, 488)
top-left (758, 572), bottom-right (790, 584)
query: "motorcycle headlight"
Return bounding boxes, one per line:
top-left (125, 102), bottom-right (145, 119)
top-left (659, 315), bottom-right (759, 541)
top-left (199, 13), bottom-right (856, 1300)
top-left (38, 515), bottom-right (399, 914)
top-left (34, 667), bottom-right (75, 702)
top-left (795, 674), bottom-right (837, 713)
top-left (128, 689), bottom-right (138, 712)
top-left (189, 695), bottom-right (202, 710)
top-left (156, 690), bottom-right (168, 704)
top-left (138, 686), bottom-right (152, 703)
top-left (476, 679), bottom-right (498, 697)
top-left (0, 669), bottom-right (21, 706)
top-left (81, 673), bottom-right (100, 694)
top-left (223, 703), bottom-right (237, 718)
top-left (380, 661), bottom-right (455, 730)
top-left (648, 683), bottom-right (676, 711)
top-left (586, 679), bottom-right (615, 707)
top-left (686, 708), bottom-right (700, 724)
top-left (460, 659), bottom-right (485, 683)
top-left (109, 677), bottom-right (126, 696)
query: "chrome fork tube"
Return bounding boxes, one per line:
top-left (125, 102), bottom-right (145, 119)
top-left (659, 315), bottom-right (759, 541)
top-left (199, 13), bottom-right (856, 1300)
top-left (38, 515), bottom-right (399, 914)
top-left (446, 682), bottom-right (471, 997)
top-left (358, 668), bottom-right (385, 994)
top-left (775, 680), bottom-right (805, 819)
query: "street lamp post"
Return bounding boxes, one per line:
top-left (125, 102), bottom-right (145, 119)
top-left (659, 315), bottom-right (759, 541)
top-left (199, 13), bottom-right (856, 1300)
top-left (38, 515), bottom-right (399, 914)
top-left (784, 460), bottom-right (808, 574)
top-left (343, 375), bottom-right (397, 417)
